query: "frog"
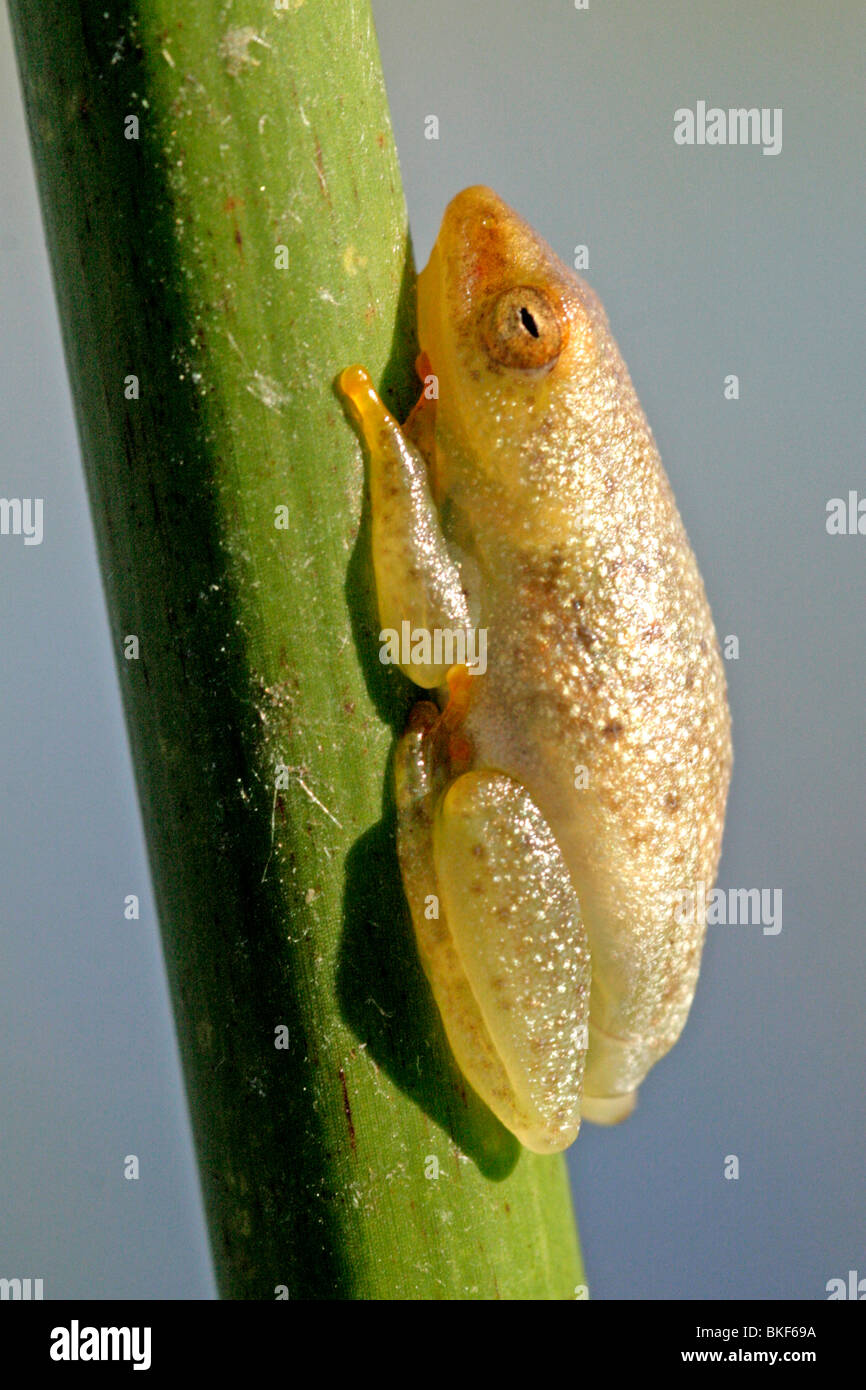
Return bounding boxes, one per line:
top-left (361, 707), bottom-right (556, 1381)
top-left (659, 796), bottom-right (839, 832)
top-left (338, 186), bottom-right (731, 1154)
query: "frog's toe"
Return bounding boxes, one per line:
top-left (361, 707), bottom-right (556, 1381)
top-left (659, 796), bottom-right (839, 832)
top-left (581, 1090), bottom-right (637, 1126)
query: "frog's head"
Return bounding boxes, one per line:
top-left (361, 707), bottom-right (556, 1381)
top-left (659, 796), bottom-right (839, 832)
top-left (416, 186), bottom-right (609, 521)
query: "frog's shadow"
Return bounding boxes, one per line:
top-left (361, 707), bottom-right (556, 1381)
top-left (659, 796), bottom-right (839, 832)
top-left (335, 255), bottom-right (519, 1180)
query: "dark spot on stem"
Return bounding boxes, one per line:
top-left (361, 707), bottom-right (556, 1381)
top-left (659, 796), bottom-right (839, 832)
top-left (338, 1067), bottom-right (356, 1151)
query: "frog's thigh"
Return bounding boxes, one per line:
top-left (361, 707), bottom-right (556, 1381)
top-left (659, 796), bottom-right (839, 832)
top-left (399, 734), bottom-right (591, 1152)
top-left (395, 709), bottom-right (522, 1136)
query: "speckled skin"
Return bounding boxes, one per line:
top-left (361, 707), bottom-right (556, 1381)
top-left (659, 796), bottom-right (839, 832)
top-left (340, 187), bottom-right (731, 1151)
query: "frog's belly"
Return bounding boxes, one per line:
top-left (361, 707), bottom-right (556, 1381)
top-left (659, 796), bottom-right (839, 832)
top-left (460, 615), bottom-right (730, 1072)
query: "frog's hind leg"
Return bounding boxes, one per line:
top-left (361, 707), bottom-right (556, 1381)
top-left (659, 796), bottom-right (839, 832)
top-left (395, 706), bottom-right (592, 1154)
top-left (395, 704), bottom-right (518, 1134)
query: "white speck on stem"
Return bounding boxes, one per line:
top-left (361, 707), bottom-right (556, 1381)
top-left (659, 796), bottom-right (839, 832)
top-left (290, 770), bottom-right (342, 828)
top-left (263, 767), bottom-right (343, 884)
top-left (219, 27), bottom-right (272, 78)
top-left (246, 371), bottom-right (292, 412)
top-left (261, 783), bottom-right (279, 884)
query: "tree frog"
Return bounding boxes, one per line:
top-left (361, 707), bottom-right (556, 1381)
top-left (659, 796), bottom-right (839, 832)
top-left (339, 187), bottom-right (731, 1153)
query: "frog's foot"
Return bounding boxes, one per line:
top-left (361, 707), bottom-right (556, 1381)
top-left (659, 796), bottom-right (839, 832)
top-left (337, 364), bottom-right (471, 689)
top-left (395, 703), bottom-right (592, 1154)
top-left (582, 1016), bottom-right (657, 1122)
top-left (581, 1091), bottom-right (637, 1125)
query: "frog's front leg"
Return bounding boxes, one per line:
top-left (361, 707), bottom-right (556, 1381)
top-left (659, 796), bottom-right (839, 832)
top-left (338, 364), bottom-right (471, 689)
top-left (395, 692), bottom-right (592, 1155)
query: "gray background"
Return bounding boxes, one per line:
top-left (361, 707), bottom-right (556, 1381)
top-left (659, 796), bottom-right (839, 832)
top-left (1, 0), bottom-right (863, 1299)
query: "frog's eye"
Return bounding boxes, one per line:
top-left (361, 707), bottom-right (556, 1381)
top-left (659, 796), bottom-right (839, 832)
top-left (482, 285), bottom-right (564, 371)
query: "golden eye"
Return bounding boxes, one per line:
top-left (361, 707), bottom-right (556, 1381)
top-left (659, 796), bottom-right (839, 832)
top-left (482, 285), bottom-right (564, 371)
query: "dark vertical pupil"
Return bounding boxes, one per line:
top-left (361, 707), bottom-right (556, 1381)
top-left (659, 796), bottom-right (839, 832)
top-left (520, 307), bottom-right (539, 338)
